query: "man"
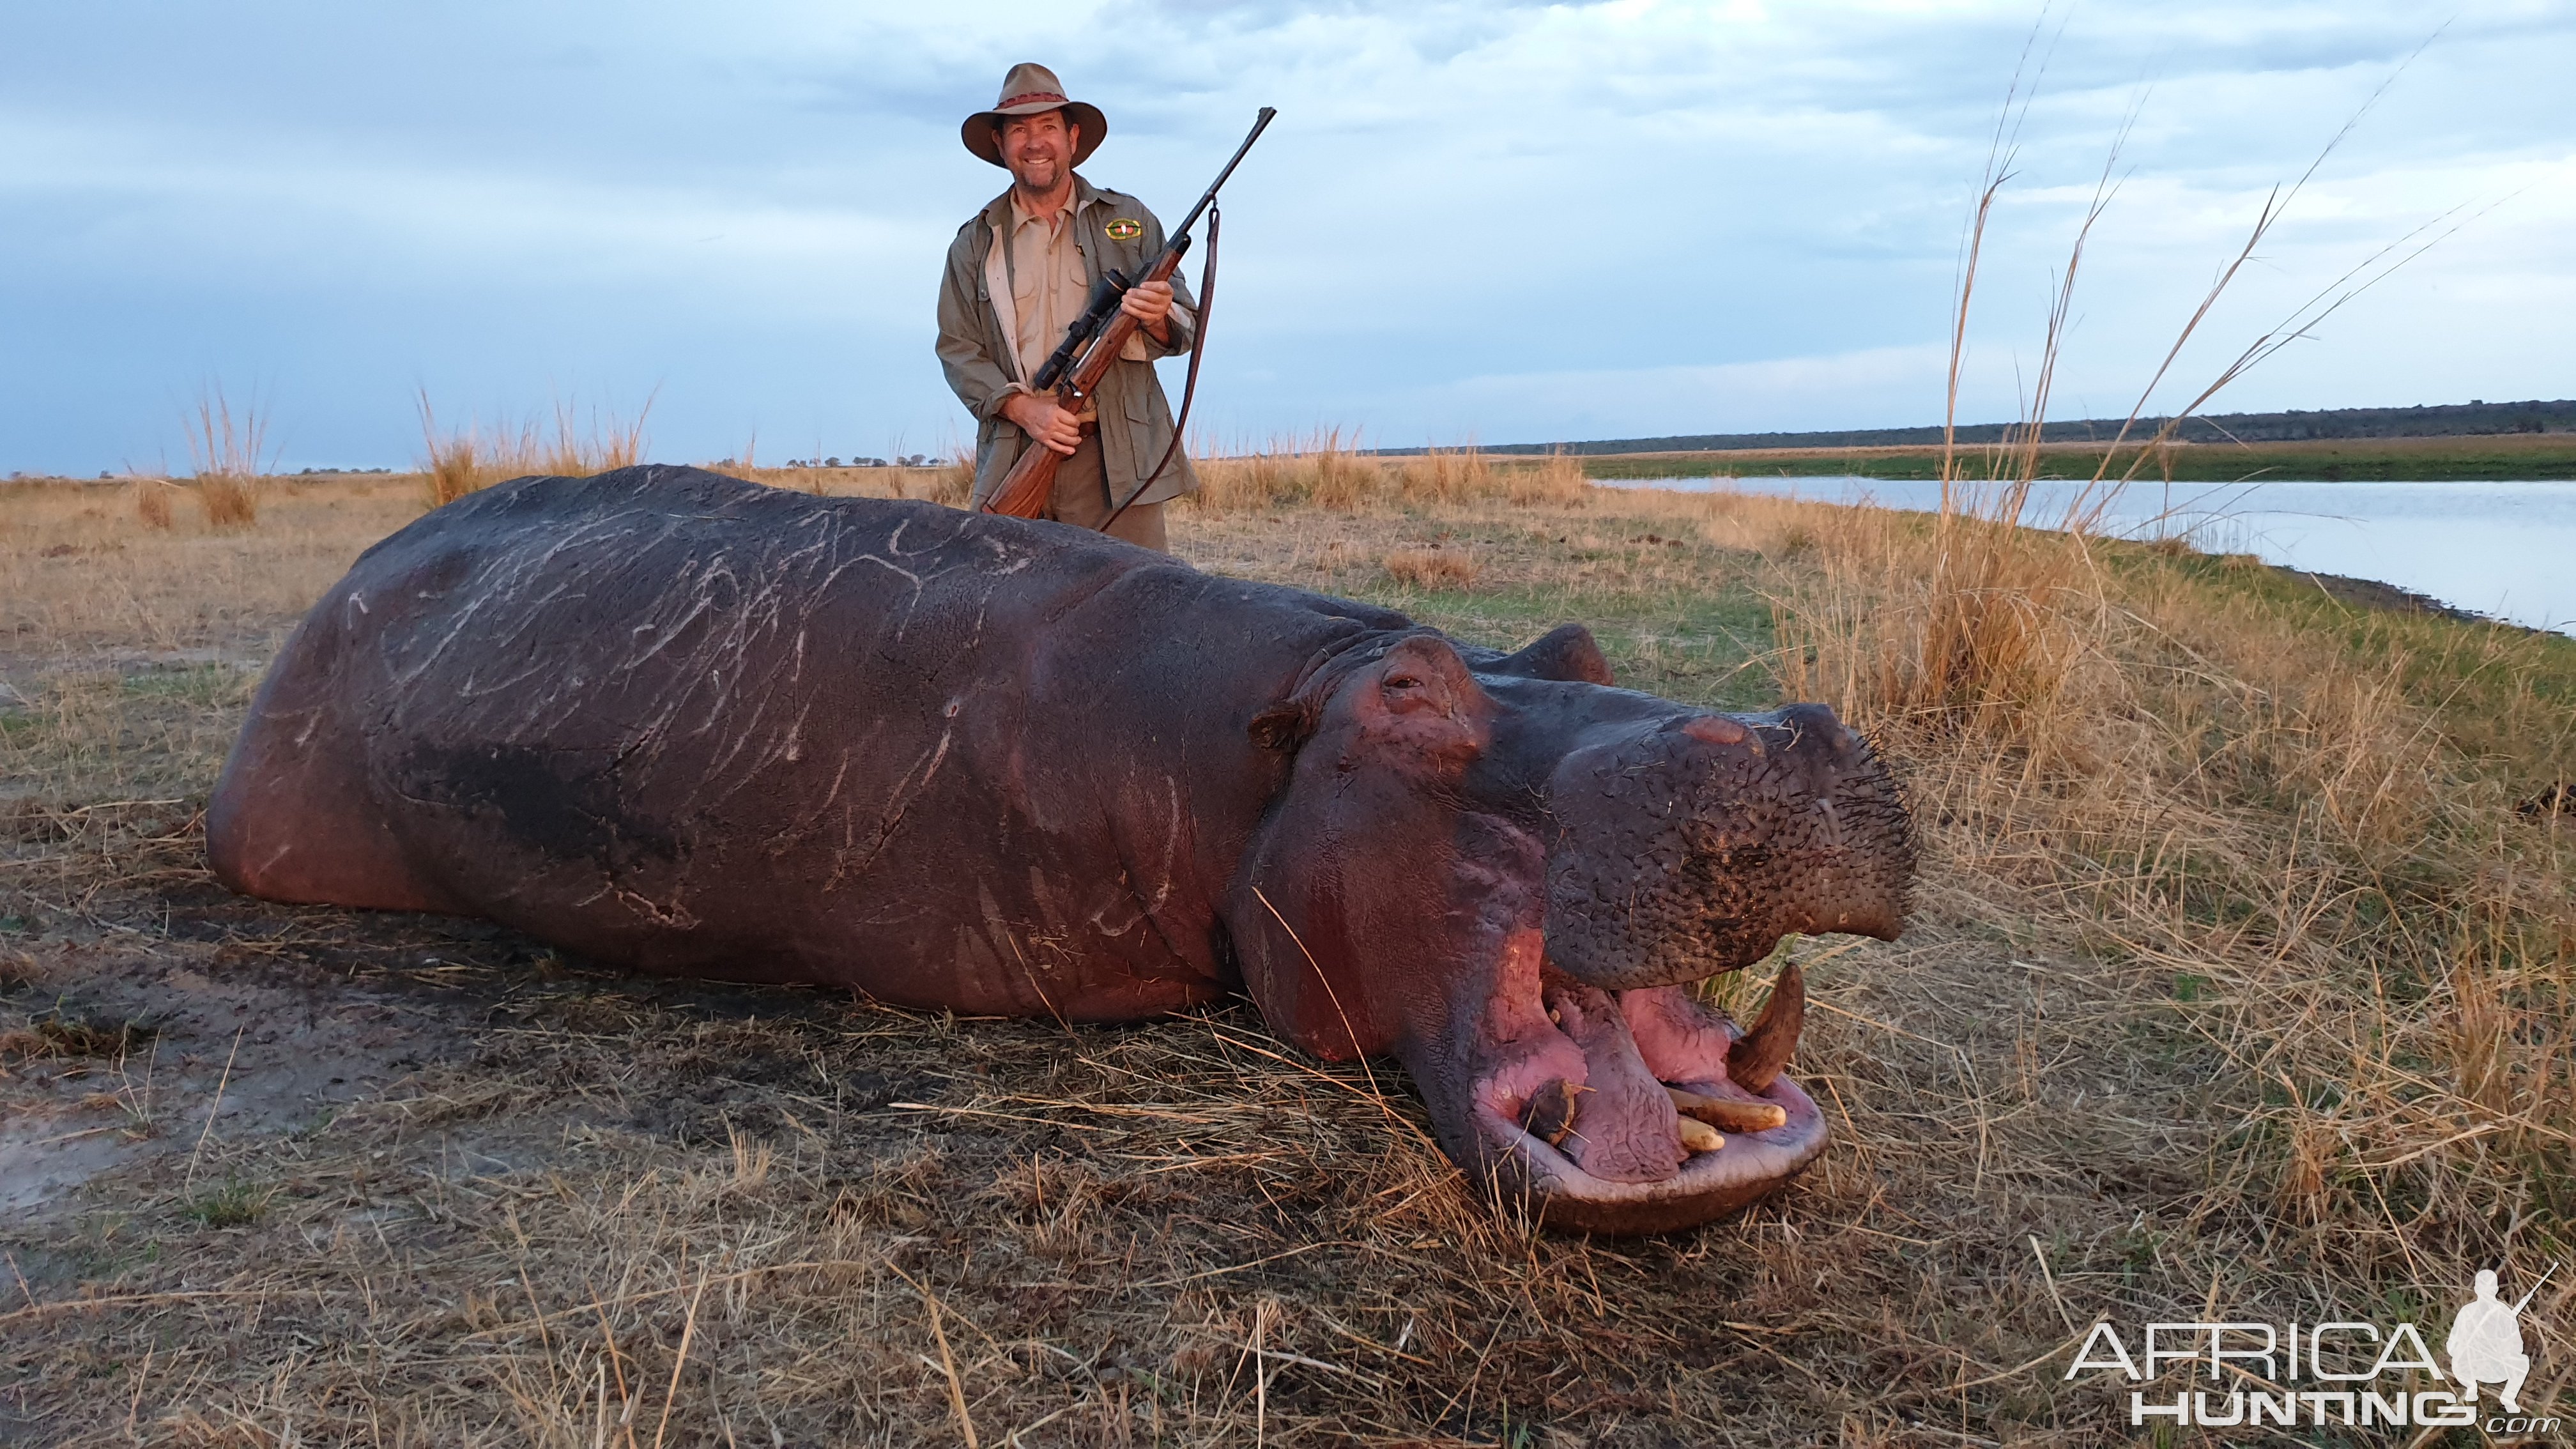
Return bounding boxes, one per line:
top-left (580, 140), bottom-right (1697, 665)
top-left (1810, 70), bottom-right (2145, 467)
top-left (935, 63), bottom-right (1197, 550)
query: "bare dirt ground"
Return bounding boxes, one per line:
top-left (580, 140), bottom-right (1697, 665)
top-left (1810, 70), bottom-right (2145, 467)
top-left (0, 474), bottom-right (2557, 1445)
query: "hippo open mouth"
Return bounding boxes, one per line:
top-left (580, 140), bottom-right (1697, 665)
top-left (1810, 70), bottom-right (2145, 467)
top-left (1227, 628), bottom-right (1910, 1234)
top-left (1464, 953), bottom-right (1827, 1234)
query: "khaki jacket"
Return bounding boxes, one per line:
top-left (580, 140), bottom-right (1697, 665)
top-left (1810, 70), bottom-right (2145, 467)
top-left (935, 176), bottom-right (1201, 509)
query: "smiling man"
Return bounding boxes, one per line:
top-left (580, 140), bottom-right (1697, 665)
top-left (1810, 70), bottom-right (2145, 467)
top-left (935, 63), bottom-right (1199, 550)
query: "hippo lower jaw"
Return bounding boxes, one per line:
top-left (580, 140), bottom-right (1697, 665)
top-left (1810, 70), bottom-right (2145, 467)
top-left (1471, 1076), bottom-right (1828, 1236)
top-left (1416, 942), bottom-right (1828, 1235)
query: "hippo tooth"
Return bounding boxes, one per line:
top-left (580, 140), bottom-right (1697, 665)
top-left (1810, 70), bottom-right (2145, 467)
top-left (1666, 1085), bottom-right (1788, 1133)
top-left (1519, 1078), bottom-right (1579, 1147)
top-left (1676, 1117), bottom-right (1725, 1154)
top-left (1726, 961), bottom-right (1805, 1093)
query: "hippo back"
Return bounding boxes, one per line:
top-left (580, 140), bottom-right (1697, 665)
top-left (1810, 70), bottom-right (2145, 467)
top-left (208, 466), bottom-right (1400, 1016)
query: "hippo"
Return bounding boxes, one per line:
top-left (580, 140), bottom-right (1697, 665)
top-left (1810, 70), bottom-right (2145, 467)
top-left (208, 466), bottom-right (1910, 1232)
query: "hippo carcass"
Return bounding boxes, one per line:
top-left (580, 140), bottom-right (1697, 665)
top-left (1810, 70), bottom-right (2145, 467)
top-left (208, 466), bottom-right (1910, 1232)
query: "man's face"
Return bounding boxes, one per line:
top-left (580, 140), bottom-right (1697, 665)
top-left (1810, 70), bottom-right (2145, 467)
top-left (1000, 111), bottom-right (1077, 195)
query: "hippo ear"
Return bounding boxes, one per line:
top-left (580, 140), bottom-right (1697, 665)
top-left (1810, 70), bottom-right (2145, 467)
top-left (1491, 622), bottom-right (1615, 686)
top-left (1248, 701), bottom-right (1317, 752)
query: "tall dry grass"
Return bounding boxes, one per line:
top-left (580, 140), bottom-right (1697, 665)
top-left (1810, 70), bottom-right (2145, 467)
top-left (417, 393), bottom-right (654, 505)
top-left (1189, 432), bottom-right (1588, 514)
top-left (1774, 502), bottom-right (2573, 1274)
top-left (182, 387), bottom-right (270, 530)
top-left (925, 450), bottom-right (974, 505)
top-left (1756, 82), bottom-right (2572, 1287)
top-left (129, 478), bottom-right (174, 530)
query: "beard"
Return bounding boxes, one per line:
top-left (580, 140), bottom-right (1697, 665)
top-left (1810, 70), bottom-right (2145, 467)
top-left (1009, 153), bottom-right (1064, 192)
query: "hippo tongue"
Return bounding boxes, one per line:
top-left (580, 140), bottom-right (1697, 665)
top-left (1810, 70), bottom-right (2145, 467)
top-left (1547, 984), bottom-right (1686, 1183)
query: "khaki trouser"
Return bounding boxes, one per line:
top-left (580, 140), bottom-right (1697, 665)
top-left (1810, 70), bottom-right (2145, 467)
top-left (1042, 429), bottom-right (1168, 553)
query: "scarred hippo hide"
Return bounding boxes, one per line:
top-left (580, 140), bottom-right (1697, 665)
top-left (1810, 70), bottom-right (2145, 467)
top-left (209, 466), bottom-right (1912, 1232)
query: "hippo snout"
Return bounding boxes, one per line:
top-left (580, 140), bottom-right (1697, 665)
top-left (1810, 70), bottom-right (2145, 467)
top-left (1540, 703), bottom-right (1912, 990)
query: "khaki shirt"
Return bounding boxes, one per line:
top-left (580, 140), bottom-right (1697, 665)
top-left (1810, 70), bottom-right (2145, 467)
top-left (934, 175), bottom-right (1202, 511)
top-left (1005, 192), bottom-right (1099, 421)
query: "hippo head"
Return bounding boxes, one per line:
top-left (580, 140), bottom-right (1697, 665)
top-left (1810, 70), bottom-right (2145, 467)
top-left (1225, 624), bottom-right (1911, 1233)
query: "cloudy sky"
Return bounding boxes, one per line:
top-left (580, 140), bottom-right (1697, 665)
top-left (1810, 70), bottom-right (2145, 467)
top-left (3, 1), bottom-right (2569, 475)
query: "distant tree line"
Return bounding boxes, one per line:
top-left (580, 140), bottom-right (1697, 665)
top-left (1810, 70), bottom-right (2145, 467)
top-left (1412, 397), bottom-right (2575, 457)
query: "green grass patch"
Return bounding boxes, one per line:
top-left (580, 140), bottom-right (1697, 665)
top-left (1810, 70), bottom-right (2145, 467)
top-left (183, 1177), bottom-right (275, 1229)
top-left (1326, 516), bottom-right (1781, 710)
top-left (120, 663), bottom-right (255, 707)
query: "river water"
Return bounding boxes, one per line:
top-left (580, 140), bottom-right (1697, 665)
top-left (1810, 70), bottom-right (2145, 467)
top-left (1613, 475), bottom-right (2576, 638)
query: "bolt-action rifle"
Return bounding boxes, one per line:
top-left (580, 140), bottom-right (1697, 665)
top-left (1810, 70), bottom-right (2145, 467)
top-left (979, 107), bottom-right (1276, 522)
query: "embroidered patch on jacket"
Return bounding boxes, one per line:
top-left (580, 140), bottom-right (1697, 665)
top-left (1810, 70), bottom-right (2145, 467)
top-left (1105, 218), bottom-right (1143, 241)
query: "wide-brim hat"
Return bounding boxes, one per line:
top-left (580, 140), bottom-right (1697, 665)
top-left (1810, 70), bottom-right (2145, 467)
top-left (962, 63), bottom-right (1107, 167)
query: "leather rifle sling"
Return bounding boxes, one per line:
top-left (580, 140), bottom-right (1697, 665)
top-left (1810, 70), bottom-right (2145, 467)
top-left (1100, 204), bottom-right (1218, 532)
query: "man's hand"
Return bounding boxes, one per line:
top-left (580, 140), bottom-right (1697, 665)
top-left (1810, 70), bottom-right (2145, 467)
top-left (1000, 390), bottom-right (1083, 456)
top-left (1121, 278), bottom-right (1175, 344)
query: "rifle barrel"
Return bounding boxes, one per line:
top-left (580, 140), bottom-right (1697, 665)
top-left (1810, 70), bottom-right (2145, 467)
top-left (2510, 1261), bottom-right (2557, 1314)
top-left (1169, 107), bottom-right (1276, 244)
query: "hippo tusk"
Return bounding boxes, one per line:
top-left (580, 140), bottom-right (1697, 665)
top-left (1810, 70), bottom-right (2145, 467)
top-left (1676, 1117), bottom-right (1726, 1154)
top-left (1519, 1078), bottom-right (1579, 1147)
top-left (1726, 962), bottom-right (1804, 1092)
top-left (1666, 1085), bottom-right (1789, 1133)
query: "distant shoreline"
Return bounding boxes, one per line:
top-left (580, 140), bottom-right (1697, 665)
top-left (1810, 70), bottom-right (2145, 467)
top-left (1382, 396), bottom-right (2575, 457)
top-left (1568, 433), bottom-right (2576, 484)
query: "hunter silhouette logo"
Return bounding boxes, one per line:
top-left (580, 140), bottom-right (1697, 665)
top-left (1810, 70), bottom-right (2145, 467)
top-left (2448, 1266), bottom-right (2550, 1414)
top-left (2064, 1264), bottom-right (2561, 1432)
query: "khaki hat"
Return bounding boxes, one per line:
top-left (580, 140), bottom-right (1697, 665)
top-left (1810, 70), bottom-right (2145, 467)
top-left (962, 63), bottom-right (1107, 168)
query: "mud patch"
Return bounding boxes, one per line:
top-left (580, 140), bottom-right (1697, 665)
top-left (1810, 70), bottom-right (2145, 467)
top-left (0, 940), bottom-right (464, 1216)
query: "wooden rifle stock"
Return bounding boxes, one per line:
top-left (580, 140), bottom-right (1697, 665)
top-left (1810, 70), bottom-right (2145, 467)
top-left (979, 246), bottom-right (1188, 519)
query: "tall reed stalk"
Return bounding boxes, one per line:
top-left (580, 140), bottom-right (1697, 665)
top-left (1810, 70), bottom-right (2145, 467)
top-left (183, 386), bottom-right (270, 529)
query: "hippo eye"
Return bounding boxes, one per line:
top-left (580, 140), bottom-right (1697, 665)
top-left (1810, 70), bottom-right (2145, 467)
top-left (1386, 673), bottom-right (1423, 691)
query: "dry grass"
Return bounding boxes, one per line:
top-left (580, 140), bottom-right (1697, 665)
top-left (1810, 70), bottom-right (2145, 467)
top-left (1768, 482), bottom-right (2575, 1236)
top-left (1191, 433), bottom-right (1590, 516)
top-left (702, 458), bottom-right (974, 507)
top-left (1738, 82), bottom-right (2576, 1328)
top-left (1382, 546), bottom-right (1480, 590)
top-left (0, 475), bottom-right (429, 667)
top-left (130, 479), bottom-right (174, 532)
top-left (924, 452), bottom-right (976, 507)
top-left (182, 390), bottom-right (269, 530)
top-left (3, 468), bottom-right (2568, 1444)
top-left (715, 436), bottom-right (1583, 519)
top-left (417, 394), bottom-right (656, 505)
